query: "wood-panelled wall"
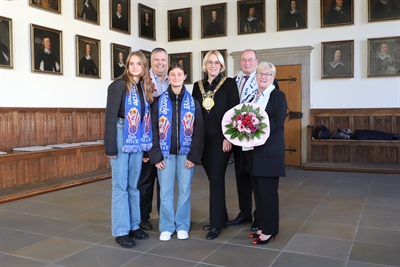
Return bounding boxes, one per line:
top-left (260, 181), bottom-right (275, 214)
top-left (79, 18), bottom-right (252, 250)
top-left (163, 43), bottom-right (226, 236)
top-left (0, 108), bottom-right (110, 199)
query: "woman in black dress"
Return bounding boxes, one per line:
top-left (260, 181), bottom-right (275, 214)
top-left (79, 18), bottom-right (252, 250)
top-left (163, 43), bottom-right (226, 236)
top-left (192, 50), bottom-right (239, 240)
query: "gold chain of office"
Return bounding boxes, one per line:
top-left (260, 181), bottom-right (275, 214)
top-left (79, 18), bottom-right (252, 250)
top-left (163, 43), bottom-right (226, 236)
top-left (198, 77), bottom-right (227, 111)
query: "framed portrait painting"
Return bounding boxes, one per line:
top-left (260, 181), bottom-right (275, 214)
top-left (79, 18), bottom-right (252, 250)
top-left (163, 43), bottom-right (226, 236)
top-left (237, 0), bottom-right (265, 35)
top-left (76, 0), bottom-right (99, 25)
top-left (138, 3), bottom-right (156, 40)
top-left (0, 16), bottom-right (13, 69)
top-left (76, 35), bottom-right (100, 78)
top-left (368, 0), bottom-right (400, 22)
top-left (110, 0), bottom-right (130, 34)
top-left (201, 49), bottom-right (227, 79)
top-left (201, 3), bottom-right (227, 38)
top-left (277, 0), bottom-right (307, 31)
top-left (168, 52), bottom-right (192, 84)
top-left (320, 0), bottom-right (353, 27)
top-left (140, 49), bottom-right (151, 69)
top-left (31, 24), bottom-right (63, 75)
top-left (168, 7), bottom-right (192, 41)
top-left (367, 36), bottom-right (400, 77)
top-left (321, 40), bottom-right (354, 79)
top-left (30, 0), bottom-right (61, 14)
top-left (111, 43), bottom-right (131, 80)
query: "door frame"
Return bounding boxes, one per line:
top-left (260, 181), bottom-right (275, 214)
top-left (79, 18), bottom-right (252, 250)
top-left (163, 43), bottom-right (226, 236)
top-left (230, 46), bottom-right (314, 165)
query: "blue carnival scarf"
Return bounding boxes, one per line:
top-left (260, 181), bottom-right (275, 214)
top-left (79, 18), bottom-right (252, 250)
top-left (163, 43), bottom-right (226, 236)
top-left (235, 72), bottom-right (258, 104)
top-left (122, 82), bottom-right (152, 153)
top-left (158, 87), bottom-right (196, 158)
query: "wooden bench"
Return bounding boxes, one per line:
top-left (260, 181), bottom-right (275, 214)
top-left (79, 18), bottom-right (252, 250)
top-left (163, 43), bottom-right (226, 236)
top-left (0, 108), bottom-right (111, 203)
top-left (304, 108), bottom-right (400, 174)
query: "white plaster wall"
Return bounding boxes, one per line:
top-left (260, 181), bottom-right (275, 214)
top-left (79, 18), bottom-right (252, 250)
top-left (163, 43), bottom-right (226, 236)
top-left (1, 0), bottom-right (399, 108)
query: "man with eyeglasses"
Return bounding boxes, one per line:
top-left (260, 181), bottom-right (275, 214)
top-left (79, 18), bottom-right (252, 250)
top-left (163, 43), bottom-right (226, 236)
top-left (137, 47), bottom-right (169, 231)
top-left (229, 49), bottom-right (279, 231)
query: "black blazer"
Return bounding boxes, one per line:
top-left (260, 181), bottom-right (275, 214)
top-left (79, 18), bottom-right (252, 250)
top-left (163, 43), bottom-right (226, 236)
top-left (149, 86), bottom-right (204, 164)
top-left (253, 89), bottom-right (287, 177)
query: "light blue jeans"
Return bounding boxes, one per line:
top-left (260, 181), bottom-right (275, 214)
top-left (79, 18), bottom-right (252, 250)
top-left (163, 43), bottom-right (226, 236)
top-left (110, 118), bottom-right (143, 237)
top-left (157, 155), bottom-right (194, 233)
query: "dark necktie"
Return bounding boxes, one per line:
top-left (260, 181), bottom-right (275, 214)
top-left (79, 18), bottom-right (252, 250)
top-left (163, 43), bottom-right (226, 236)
top-left (240, 76), bottom-right (250, 96)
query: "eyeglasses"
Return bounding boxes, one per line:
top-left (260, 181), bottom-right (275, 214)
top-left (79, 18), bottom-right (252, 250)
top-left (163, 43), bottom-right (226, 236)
top-left (256, 72), bottom-right (273, 77)
top-left (241, 58), bottom-right (256, 63)
top-left (207, 60), bottom-right (221, 66)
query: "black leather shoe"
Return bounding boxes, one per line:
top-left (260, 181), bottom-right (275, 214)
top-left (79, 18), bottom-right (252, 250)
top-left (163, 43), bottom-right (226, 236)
top-left (129, 229), bottom-right (149, 240)
top-left (250, 220), bottom-right (258, 231)
top-left (227, 216), bottom-right (252, 226)
top-left (115, 235), bottom-right (136, 248)
top-left (139, 220), bottom-right (153, 231)
top-left (206, 228), bottom-right (221, 240)
top-left (203, 225), bottom-right (211, 231)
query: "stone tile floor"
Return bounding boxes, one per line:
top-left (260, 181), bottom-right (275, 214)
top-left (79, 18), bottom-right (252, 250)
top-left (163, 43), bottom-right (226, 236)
top-left (0, 165), bottom-right (399, 267)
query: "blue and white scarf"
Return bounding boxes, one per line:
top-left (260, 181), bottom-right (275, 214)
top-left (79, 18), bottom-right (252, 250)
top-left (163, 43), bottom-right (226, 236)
top-left (235, 71), bottom-right (258, 104)
top-left (158, 87), bottom-right (196, 158)
top-left (122, 82), bottom-right (152, 153)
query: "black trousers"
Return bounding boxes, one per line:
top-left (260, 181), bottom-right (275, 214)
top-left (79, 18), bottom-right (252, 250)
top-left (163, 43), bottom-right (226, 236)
top-left (137, 160), bottom-right (160, 221)
top-left (232, 145), bottom-right (253, 220)
top-left (201, 135), bottom-right (231, 229)
top-left (243, 151), bottom-right (279, 236)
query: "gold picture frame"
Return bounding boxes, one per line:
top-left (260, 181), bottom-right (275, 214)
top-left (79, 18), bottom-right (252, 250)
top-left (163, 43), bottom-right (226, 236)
top-left (367, 36), bottom-right (400, 77)
top-left (110, 0), bottom-right (131, 34)
top-left (168, 52), bottom-right (193, 84)
top-left (201, 3), bottom-right (227, 38)
top-left (111, 43), bottom-right (131, 80)
top-left (321, 40), bottom-right (354, 79)
top-left (75, 0), bottom-right (99, 25)
top-left (168, 7), bottom-right (192, 41)
top-left (30, 24), bottom-right (63, 75)
top-left (138, 3), bottom-right (156, 40)
top-left (0, 16), bottom-right (13, 69)
top-left (320, 0), bottom-right (354, 27)
top-left (76, 35), bottom-right (101, 78)
top-left (30, 0), bottom-right (61, 14)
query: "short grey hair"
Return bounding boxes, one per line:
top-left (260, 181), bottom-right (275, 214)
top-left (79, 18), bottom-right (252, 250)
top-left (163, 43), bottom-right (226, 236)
top-left (256, 61), bottom-right (276, 77)
top-left (151, 47), bottom-right (168, 60)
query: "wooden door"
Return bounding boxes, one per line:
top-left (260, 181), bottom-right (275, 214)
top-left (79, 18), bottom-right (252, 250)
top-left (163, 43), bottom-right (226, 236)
top-left (275, 65), bottom-right (302, 166)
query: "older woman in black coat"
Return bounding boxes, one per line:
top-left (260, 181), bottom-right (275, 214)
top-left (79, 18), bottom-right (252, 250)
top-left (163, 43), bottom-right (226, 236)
top-left (242, 61), bottom-right (287, 245)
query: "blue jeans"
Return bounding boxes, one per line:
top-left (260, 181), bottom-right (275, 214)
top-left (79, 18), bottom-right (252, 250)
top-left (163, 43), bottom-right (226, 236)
top-left (157, 155), bottom-right (194, 233)
top-left (110, 118), bottom-right (143, 237)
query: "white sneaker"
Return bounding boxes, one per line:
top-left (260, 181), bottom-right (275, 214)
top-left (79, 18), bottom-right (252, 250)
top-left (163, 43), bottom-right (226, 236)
top-left (177, 230), bottom-right (189, 240)
top-left (159, 231), bottom-right (172, 241)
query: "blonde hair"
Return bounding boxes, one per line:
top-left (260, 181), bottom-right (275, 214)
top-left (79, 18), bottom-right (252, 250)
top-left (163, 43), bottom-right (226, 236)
top-left (256, 61), bottom-right (276, 77)
top-left (202, 50), bottom-right (226, 73)
top-left (122, 51), bottom-right (153, 104)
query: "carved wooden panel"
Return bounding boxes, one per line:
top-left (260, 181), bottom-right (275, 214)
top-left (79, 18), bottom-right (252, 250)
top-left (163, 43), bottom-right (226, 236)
top-left (353, 116), bottom-right (370, 131)
top-left (354, 146), bottom-right (374, 163)
top-left (59, 112), bottom-right (74, 143)
top-left (74, 112), bottom-right (88, 142)
top-left (395, 116), bottom-right (400, 134)
top-left (332, 117), bottom-right (349, 131)
top-left (96, 150), bottom-right (107, 170)
top-left (310, 145), bottom-right (328, 162)
top-left (376, 146), bottom-right (398, 164)
top-left (0, 112), bottom-right (15, 151)
top-left (41, 156), bottom-right (59, 181)
top-left (18, 112), bottom-right (38, 147)
top-left (59, 153), bottom-right (77, 177)
top-left (313, 117), bottom-right (330, 128)
top-left (0, 161), bottom-right (18, 188)
top-left (40, 112), bottom-right (58, 145)
top-left (23, 159), bottom-right (41, 185)
top-left (81, 151), bottom-right (96, 173)
top-left (88, 112), bottom-right (102, 141)
top-left (332, 145), bottom-right (350, 163)
top-left (374, 116), bottom-right (392, 133)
